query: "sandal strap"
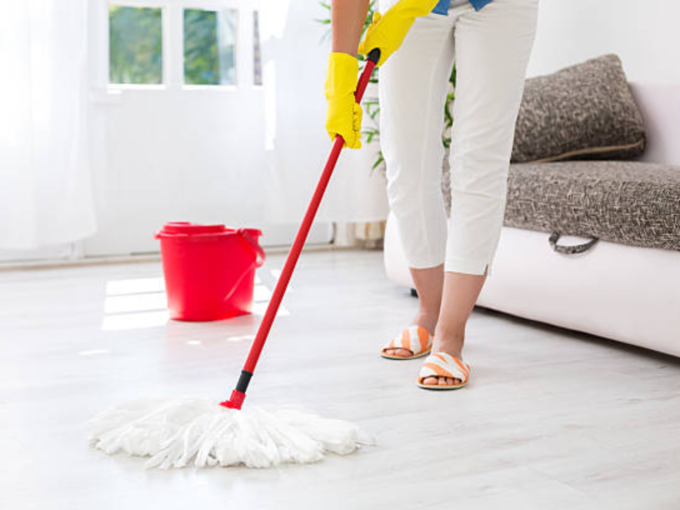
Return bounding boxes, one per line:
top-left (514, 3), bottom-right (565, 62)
top-left (382, 325), bottom-right (433, 356)
top-left (418, 352), bottom-right (470, 383)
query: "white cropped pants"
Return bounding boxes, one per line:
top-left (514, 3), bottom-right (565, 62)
top-left (379, 0), bottom-right (539, 276)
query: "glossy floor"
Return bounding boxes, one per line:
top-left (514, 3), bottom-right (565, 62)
top-left (1, 250), bottom-right (679, 510)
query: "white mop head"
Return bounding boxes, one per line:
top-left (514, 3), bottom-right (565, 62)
top-left (87, 397), bottom-right (371, 469)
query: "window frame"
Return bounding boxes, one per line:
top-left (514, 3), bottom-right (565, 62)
top-left (101, 0), bottom-right (261, 93)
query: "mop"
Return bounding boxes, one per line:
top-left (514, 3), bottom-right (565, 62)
top-left (87, 49), bottom-right (381, 469)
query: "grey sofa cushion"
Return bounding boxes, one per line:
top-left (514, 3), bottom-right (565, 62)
top-left (511, 54), bottom-right (646, 163)
top-left (503, 161), bottom-right (680, 252)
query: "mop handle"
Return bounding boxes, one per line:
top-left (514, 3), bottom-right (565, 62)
top-left (222, 49), bottom-right (381, 410)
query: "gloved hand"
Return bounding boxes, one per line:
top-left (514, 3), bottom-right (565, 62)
top-left (358, 0), bottom-right (440, 67)
top-left (324, 52), bottom-right (363, 149)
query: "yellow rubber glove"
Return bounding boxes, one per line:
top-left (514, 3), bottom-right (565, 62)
top-left (324, 52), bottom-right (363, 149)
top-left (358, 0), bottom-right (440, 67)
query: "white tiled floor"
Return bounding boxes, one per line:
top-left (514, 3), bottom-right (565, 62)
top-left (1, 249), bottom-right (679, 509)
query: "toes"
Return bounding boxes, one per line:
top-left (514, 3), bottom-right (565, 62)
top-left (385, 348), bottom-right (413, 357)
top-left (423, 376), bottom-right (463, 386)
top-left (423, 376), bottom-right (459, 386)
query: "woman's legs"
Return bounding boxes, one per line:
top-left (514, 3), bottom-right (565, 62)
top-left (422, 270), bottom-right (487, 385)
top-left (421, 0), bottom-right (538, 385)
top-left (386, 265), bottom-right (444, 358)
top-left (380, 0), bottom-right (538, 376)
top-left (379, 7), bottom-right (459, 357)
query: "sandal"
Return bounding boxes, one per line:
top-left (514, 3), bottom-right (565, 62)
top-left (417, 352), bottom-right (471, 390)
top-left (380, 325), bottom-right (433, 360)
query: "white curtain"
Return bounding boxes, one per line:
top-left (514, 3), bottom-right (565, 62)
top-left (260, 0), bottom-right (389, 224)
top-left (0, 0), bottom-right (95, 250)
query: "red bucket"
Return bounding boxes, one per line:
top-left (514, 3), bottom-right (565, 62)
top-left (155, 222), bottom-right (265, 321)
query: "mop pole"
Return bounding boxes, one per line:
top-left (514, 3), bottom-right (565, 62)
top-left (222, 48), bottom-right (381, 410)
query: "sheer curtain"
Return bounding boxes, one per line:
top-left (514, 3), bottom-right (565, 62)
top-left (260, 0), bottom-right (389, 225)
top-left (0, 0), bottom-right (95, 250)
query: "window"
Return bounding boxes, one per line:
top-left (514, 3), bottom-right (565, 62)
top-left (253, 11), bottom-right (263, 86)
top-left (105, 5), bottom-right (258, 89)
top-left (183, 9), bottom-right (238, 86)
top-left (109, 6), bottom-right (163, 85)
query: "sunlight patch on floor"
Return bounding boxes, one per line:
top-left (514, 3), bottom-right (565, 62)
top-left (102, 310), bottom-right (170, 331)
top-left (105, 277), bottom-right (165, 296)
top-left (104, 292), bottom-right (167, 314)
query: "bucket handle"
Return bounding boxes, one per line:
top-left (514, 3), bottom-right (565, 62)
top-left (217, 230), bottom-right (266, 307)
top-left (237, 229), bottom-right (266, 268)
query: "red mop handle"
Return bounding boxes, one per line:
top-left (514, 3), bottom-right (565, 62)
top-left (222, 49), bottom-right (381, 410)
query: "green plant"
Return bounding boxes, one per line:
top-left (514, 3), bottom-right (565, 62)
top-left (443, 64), bottom-right (457, 149)
top-left (317, 2), bottom-right (457, 172)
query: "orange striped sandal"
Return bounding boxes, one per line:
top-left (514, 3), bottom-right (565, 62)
top-left (380, 325), bottom-right (433, 360)
top-left (417, 352), bottom-right (471, 390)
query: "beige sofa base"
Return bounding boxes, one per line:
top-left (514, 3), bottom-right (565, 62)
top-left (384, 217), bottom-right (680, 358)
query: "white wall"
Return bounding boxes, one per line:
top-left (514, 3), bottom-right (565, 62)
top-left (526, 0), bottom-right (680, 83)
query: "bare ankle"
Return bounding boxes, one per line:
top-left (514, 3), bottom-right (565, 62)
top-left (413, 309), bottom-right (439, 334)
top-left (432, 327), bottom-right (465, 357)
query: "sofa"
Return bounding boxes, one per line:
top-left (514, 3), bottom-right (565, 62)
top-left (383, 58), bottom-right (680, 358)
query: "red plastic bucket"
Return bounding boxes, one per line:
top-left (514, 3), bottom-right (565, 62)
top-left (155, 222), bottom-right (265, 321)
